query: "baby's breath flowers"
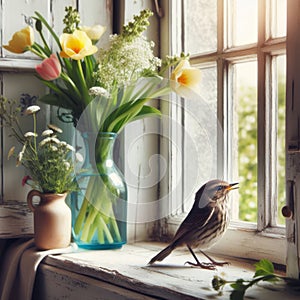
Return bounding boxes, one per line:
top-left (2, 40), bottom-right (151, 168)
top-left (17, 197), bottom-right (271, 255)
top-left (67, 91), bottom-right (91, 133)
top-left (0, 96), bottom-right (77, 194)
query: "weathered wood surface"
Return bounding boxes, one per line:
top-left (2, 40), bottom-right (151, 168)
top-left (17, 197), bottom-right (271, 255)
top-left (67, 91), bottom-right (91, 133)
top-left (39, 243), bottom-right (300, 300)
top-left (33, 264), bottom-right (155, 300)
top-left (0, 202), bottom-right (33, 238)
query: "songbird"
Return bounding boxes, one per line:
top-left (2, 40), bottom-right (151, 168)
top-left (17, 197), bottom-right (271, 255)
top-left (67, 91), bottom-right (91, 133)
top-left (148, 179), bottom-right (238, 269)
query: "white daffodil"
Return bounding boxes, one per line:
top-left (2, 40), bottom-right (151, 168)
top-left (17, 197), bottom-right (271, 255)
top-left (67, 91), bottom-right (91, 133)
top-left (170, 59), bottom-right (202, 98)
top-left (81, 24), bottom-right (106, 42)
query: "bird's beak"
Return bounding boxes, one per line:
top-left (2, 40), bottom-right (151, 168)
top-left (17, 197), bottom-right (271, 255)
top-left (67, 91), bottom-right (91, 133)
top-left (226, 182), bottom-right (239, 191)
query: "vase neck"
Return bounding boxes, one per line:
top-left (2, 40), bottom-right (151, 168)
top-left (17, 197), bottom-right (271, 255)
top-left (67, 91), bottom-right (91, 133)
top-left (81, 131), bottom-right (117, 165)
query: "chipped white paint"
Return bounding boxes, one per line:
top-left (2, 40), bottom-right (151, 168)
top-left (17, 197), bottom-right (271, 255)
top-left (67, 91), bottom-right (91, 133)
top-left (0, 202), bottom-right (33, 238)
top-left (33, 243), bottom-right (300, 300)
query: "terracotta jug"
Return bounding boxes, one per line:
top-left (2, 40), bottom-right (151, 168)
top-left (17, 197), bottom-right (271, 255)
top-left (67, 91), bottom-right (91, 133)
top-left (27, 190), bottom-right (71, 250)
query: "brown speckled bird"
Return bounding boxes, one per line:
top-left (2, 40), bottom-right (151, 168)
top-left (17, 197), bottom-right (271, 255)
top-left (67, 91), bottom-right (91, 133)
top-left (148, 179), bottom-right (238, 269)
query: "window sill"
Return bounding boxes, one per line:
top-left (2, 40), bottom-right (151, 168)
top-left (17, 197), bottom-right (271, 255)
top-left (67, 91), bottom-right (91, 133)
top-left (33, 242), bottom-right (299, 300)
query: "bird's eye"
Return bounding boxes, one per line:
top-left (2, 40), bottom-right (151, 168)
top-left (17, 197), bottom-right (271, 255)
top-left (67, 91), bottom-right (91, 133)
top-left (217, 185), bottom-right (223, 191)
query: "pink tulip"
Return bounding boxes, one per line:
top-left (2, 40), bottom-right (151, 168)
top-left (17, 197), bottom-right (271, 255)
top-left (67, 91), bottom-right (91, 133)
top-left (35, 54), bottom-right (61, 81)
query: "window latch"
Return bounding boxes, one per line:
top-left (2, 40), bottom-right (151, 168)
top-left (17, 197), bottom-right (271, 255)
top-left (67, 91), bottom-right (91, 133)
top-left (282, 180), bottom-right (295, 219)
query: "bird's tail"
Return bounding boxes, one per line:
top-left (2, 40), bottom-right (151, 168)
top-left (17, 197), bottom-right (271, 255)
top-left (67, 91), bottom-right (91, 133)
top-left (148, 245), bottom-right (174, 265)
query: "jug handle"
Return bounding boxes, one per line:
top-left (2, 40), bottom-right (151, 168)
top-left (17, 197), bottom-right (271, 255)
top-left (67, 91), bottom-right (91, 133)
top-left (27, 190), bottom-right (41, 212)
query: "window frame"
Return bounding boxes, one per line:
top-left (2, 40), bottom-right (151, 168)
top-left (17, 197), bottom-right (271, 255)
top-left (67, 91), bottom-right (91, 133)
top-left (158, 0), bottom-right (297, 268)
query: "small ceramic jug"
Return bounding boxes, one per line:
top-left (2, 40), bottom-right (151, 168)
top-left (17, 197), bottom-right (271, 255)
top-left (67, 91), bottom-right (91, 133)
top-left (27, 190), bottom-right (71, 250)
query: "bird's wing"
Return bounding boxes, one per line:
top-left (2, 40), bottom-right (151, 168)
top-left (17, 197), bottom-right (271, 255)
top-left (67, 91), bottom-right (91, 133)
top-left (171, 205), bottom-right (216, 246)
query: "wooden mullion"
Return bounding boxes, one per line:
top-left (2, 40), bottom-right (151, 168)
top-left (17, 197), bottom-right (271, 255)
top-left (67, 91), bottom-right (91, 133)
top-left (285, 0), bottom-right (300, 279)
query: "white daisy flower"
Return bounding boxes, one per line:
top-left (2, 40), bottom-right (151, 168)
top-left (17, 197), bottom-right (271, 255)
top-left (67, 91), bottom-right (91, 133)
top-left (89, 86), bottom-right (110, 98)
top-left (24, 105), bottom-right (40, 115)
top-left (24, 132), bottom-right (38, 138)
top-left (39, 137), bottom-right (51, 146)
top-left (50, 137), bottom-right (60, 144)
top-left (47, 124), bottom-right (63, 133)
top-left (64, 161), bottom-right (70, 170)
top-left (75, 152), bottom-right (84, 162)
top-left (50, 145), bottom-right (58, 152)
top-left (42, 129), bottom-right (54, 136)
top-left (66, 144), bottom-right (75, 152)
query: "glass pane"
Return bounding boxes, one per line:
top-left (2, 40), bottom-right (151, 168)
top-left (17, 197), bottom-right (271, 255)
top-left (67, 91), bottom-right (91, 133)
top-left (271, 0), bottom-right (287, 37)
top-left (276, 55), bottom-right (286, 225)
top-left (183, 65), bottom-right (218, 210)
top-left (228, 0), bottom-right (258, 46)
top-left (183, 0), bottom-right (217, 54)
top-left (232, 61), bottom-right (258, 222)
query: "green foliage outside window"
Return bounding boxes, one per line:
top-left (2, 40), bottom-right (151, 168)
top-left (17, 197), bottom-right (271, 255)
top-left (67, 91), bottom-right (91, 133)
top-left (238, 76), bottom-right (285, 224)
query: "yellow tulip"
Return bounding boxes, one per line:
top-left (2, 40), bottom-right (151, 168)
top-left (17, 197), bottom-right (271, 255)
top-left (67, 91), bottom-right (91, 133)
top-left (81, 25), bottom-right (106, 43)
top-left (3, 26), bottom-right (34, 54)
top-left (170, 60), bottom-right (202, 98)
top-left (60, 30), bottom-right (98, 60)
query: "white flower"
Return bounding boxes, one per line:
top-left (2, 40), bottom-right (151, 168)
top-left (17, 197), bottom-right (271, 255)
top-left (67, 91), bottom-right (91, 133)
top-left (64, 161), bottom-right (70, 170)
top-left (39, 137), bottom-right (51, 146)
top-left (66, 144), bottom-right (75, 152)
top-left (24, 132), bottom-right (38, 138)
top-left (96, 35), bottom-right (161, 90)
top-left (50, 145), bottom-right (58, 151)
top-left (16, 152), bottom-right (23, 166)
top-left (42, 129), bottom-right (54, 136)
top-left (47, 124), bottom-right (63, 133)
top-left (50, 137), bottom-right (60, 144)
top-left (60, 141), bottom-right (67, 146)
top-left (24, 105), bottom-right (40, 115)
top-left (75, 152), bottom-right (84, 162)
top-left (81, 25), bottom-right (106, 41)
top-left (89, 86), bottom-right (110, 98)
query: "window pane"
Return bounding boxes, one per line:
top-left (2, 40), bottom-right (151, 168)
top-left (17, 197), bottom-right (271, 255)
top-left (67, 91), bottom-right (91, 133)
top-left (183, 0), bottom-right (217, 54)
top-left (183, 66), bottom-right (218, 209)
top-left (228, 0), bottom-right (258, 46)
top-left (271, 0), bottom-right (287, 37)
top-left (276, 55), bottom-right (286, 225)
top-left (232, 61), bottom-right (258, 222)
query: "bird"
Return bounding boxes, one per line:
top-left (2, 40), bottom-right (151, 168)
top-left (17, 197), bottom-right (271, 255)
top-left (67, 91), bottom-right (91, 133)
top-left (148, 179), bottom-right (238, 269)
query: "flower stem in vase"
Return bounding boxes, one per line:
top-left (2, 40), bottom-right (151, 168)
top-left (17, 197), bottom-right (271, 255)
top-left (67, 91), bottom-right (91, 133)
top-left (71, 132), bottom-right (127, 249)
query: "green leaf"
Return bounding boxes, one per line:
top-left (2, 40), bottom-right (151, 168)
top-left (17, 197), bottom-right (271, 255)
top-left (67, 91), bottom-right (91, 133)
top-left (38, 94), bottom-right (75, 111)
top-left (230, 279), bottom-right (247, 291)
top-left (132, 105), bottom-right (161, 121)
top-left (34, 11), bottom-right (61, 50)
top-left (254, 259), bottom-right (275, 278)
top-left (230, 289), bottom-right (246, 300)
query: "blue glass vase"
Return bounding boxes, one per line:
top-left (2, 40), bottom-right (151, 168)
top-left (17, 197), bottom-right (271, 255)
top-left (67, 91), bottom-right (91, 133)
top-left (70, 132), bottom-right (127, 249)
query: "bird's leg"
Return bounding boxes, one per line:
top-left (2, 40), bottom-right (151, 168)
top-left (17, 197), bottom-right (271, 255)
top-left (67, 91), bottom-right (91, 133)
top-left (185, 246), bottom-right (216, 270)
top-left (200, 250), bottom-right (229, 266)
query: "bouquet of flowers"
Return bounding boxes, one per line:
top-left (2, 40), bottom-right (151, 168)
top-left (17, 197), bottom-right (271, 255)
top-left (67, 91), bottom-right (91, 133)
top-left (0, 97), bottom-right (77, 194)
top-left (3, 7), bottom-right (201, 128)
top-left (3, 7), bottom-right (201, 247)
